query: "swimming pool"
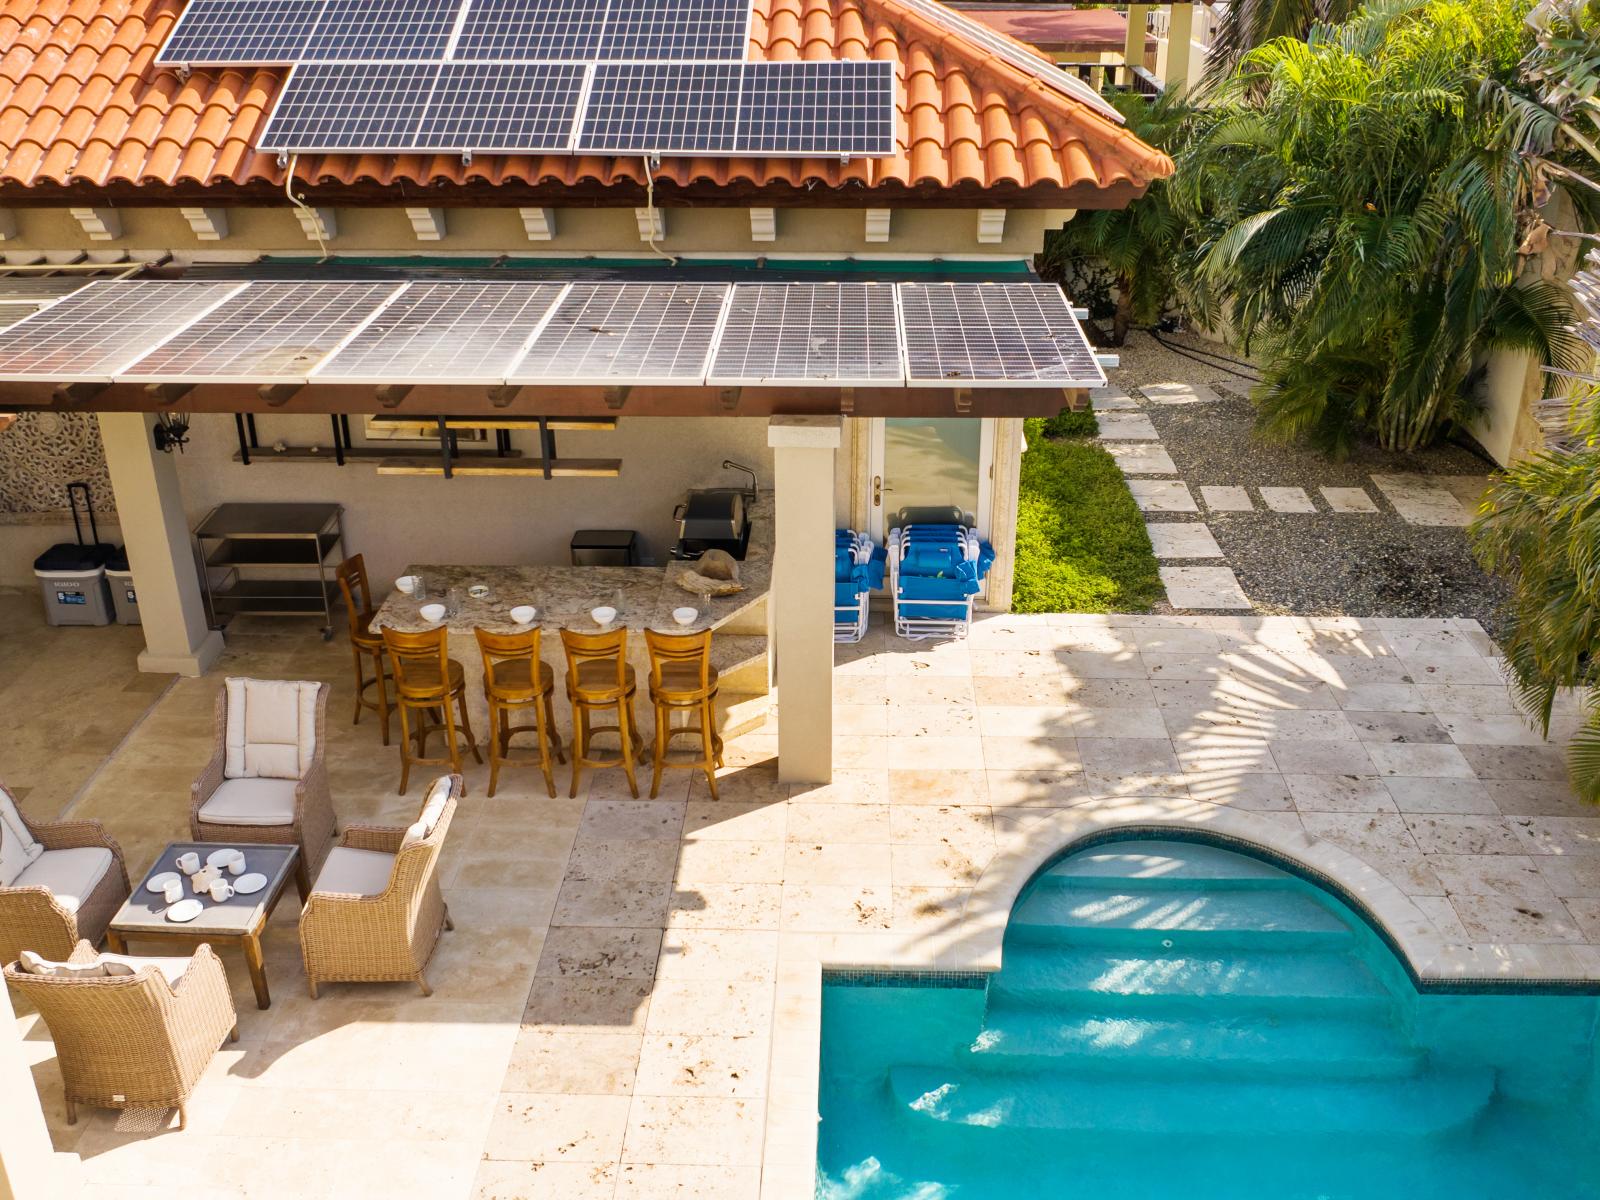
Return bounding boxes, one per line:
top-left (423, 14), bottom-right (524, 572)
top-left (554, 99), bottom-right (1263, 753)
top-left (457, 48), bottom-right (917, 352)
top-left (818, 838), bottom-right (1600, 1199)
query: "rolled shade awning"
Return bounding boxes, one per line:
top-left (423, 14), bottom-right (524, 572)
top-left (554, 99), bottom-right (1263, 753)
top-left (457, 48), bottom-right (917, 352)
top-left (0, 277), bottom-right (1106, 417)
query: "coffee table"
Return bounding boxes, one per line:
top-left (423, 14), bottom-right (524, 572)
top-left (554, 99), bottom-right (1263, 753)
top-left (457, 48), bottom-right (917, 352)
top-left (106, 842), bottom-right (299, 1009)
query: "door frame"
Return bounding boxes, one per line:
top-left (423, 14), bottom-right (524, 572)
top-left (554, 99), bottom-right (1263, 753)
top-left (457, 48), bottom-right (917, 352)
top-left (864, 416), bottom-right (995, 543)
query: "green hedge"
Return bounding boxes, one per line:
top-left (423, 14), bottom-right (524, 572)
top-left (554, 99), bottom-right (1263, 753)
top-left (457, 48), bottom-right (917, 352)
top-left (1011, 417), bottom-right (1162, 614)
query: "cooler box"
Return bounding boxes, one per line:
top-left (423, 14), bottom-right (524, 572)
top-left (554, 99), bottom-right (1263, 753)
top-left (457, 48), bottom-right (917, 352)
top-left (105, 546), bottom-right (139, 625)
top-left (33, 543), bottom-right (114, 626)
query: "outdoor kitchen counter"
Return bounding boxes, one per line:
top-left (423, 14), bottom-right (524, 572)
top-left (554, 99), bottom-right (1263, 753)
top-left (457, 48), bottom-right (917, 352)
top-left (369, 492), bottom-right (772, 733)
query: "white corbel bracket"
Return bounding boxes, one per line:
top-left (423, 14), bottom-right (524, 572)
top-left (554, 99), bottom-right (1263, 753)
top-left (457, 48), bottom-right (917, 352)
top-left (69, 207), bottom-right (121, 241)
top-left (519, 207), bottom-right (555, 241)
top-left (977, 210), bottom-right (1007, 245)
top-left (635, 207), bottom-right (666, 241)
top-left (404, 207), bottom-right (446, 241)
top-left (749, 207), bottom-right (776, 242)
top-left (864, 208), bottom-right (891, 244)
top-left (178, 206), bottom-right (228, 241)
top-left (293, 206), bottom-right (337, 242)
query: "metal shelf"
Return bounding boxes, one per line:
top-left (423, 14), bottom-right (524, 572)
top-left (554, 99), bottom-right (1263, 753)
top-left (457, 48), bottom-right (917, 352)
top-left (193, 502), bottom-right (343, 637)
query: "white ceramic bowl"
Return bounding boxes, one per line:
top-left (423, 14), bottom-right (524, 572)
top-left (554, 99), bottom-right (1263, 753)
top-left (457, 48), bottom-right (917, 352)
top-left (395, 575), bottom-right (419, 595)
top-left (590, 605), bottom-right (617, 627)
top-left (672, 606), bottom-right (698, 627)
top-left (419, 603), bottom-right (447, 623)
top-left (510, 605), bottom-right (537, 625)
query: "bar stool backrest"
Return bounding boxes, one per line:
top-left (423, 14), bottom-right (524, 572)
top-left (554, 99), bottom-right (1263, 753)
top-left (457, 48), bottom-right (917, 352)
top-left (382, 625), bottom-right (452, 699)
top-left (476, 627), bottom-right (541, 694)
top-left (561, 627), bottom-right (629, 695)
top-left (644, 628), bottom-right (712, 693)
top-left (336, 554), bottom-right (376, 640)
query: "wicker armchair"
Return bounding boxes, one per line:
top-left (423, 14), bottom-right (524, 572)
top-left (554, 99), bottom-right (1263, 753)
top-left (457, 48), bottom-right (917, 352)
top-left (0, 783), bottom-right (130, 964)
top-left (191, 678), bottom-right (336, 898)
top-left (4, 940), bottom-right (238, 1130)
top-left (299, 774), bottom-right (460, 999)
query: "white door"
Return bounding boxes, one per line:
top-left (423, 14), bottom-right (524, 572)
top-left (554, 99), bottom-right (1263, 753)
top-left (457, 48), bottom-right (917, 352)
top-left (866, 417), bottom-right (993, 542)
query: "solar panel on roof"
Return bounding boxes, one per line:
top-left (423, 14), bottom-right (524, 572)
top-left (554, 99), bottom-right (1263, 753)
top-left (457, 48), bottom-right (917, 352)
top-left (299, 0), bottom-right (465, 61)
top-left (576, 63), bottom-right (743, 154)
top-left (0, 282), bottom-right (248, 381)
top-left (736, 61), bottom-right (894, 156)
top-left (508, 282), bottom-right (728, 385)
top-left (416, 62), bottom-right (586, 151)
top-left (156, 0), bottom-right (327, 65)
top-left (314, 282), bottom-right (567, 383)
top-left (708, 283), bottom-right (903, 386)
top-left (453, 0), bottom-right (610, 60)
top-left (596, 0), bottom-right (750, 60)
top-left (257, 62), bottom-right (438, 151)
top-left (897, 283), bottom-right (1106, 388)
top-left (120, 282), bottom-right (406, 384)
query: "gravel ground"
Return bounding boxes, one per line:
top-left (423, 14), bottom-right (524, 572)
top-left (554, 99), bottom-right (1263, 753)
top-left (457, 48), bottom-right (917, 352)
top-left (1104, 331), bottom-right (1512, 634)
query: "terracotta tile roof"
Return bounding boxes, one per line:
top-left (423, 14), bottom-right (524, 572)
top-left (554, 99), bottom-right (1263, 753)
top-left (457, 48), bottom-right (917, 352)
top-left (0, 0), bottom-right (1172, 206)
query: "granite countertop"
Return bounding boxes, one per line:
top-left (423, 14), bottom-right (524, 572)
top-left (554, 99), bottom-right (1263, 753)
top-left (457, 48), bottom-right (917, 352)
top-left (372, 491), bottom-right (772, 637)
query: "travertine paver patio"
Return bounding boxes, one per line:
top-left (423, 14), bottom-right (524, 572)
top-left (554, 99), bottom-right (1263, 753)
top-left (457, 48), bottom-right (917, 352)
top-left (6, 601), bottom-right (1595, 1199)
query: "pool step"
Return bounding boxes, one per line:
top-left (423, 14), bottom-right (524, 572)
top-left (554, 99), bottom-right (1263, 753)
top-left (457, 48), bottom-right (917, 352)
top-left (988, 948), bottom-right (1392, 1017)
top-left (1009, 884), bottom-right (1355, 951)
top-left (1037, 841), bottom-right (1294, 889)
top-left (887, 1064), bottom-right (1495, 1137)
top-left (969, 1010), bottom-right (1424, 1080)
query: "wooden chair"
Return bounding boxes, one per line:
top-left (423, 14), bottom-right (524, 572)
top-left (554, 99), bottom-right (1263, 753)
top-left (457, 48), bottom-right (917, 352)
top-left (560, 627), bottom-right (644, 800)
top-left (335, 554), bottom-right (391, 744)
top-left (298, 774), bottom-right (459, 998)
top-left (190, 678), bottom-right (337, 898)
top-left (645, 629), bottom-right (724, 800)
top-left (476, 627), bottom-right (565, 798)
top-left (4, 941), bottom-right (237, 1131)
top-left (0, 783), bottom-right (130, 965)
top-left (381, 625), bottom-right (481, 795)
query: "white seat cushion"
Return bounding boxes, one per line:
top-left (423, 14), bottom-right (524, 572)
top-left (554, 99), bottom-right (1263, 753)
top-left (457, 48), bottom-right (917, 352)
top-left (224, 677), bottom-right (320, 781)
top-left (12, 848), bottom-right (113, 914)
top-left (0, 789), bottom-right (43, 887)
top-left (18, 951), bottom-right (112, 978)
top-left (312, 847), bottom-right (394, 898)
top-left (198, 777), bottom-right (298, 827)
top-left (97, 953), bottom-right (193, 988)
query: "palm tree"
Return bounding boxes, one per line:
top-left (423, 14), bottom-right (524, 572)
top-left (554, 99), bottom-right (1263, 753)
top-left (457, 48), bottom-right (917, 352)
top-left (1205, 0), bottom-right (1364, 82)
top-left (1038, 88), bottom-right (1194, 345)
top-left (1176, 0), bottom-right (1594, 454)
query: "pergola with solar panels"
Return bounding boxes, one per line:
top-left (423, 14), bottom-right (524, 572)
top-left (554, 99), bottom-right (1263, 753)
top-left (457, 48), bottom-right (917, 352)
top-left (0, 0), bottom-right (1113, 452)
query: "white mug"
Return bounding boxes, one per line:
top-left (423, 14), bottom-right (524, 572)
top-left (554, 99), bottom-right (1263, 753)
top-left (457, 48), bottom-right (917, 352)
top-left (225, 851), bottom-right (246, 876)
top-left (176, 852), bottom-right (201, 875)
top-left (208, 879), bottom-right (234, 903)
top-left (163, 879), bottom-right (184, 904)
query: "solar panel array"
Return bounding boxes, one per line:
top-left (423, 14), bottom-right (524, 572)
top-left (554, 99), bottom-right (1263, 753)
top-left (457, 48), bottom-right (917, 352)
top-left (159, 0), bottom-right (754, 65)
top-left (708, 283), bottom-right (903, 386)
top-left (0, 280), bottom-right (1105, 390)
top-left (898, 283), bottom-right (1104, 387)
top-left (161, 0), bottom-right (897, 158)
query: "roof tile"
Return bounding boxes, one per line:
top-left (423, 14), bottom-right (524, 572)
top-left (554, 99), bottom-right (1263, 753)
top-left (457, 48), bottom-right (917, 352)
top-left (0, 0), bottom-right (1172, 201)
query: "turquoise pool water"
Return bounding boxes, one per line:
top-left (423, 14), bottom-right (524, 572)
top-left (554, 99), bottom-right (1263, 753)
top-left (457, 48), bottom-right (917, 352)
top-left (818, 838), bottom-right (1600, 1199)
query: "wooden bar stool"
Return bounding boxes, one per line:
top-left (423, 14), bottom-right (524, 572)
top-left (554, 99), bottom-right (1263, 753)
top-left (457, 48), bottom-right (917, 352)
top-left (381, 625), bottom-right (482, 795)
top-left (476, 627), bottom-right (566, 798)
top-left (560, 627), bottom-right (644, 800)
top-left (335, 554), bottom-right (391, 744)
top-left (645, 629), bottom-right (724, 801)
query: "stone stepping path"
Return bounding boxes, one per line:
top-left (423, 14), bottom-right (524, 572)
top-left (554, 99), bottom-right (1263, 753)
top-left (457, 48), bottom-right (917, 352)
top-left (1146, 523), bottom-right (1223, 559)
top-left (1371, 474), bottom-right (1482, 526)
top-left (1105, 443), bottom-right (1177, 476)
top-left (1199, 485), bottom-right (1253, 512)
top-left (1095, 413), bottom-right (1159, 441)
top-left (1321, 486), bottom-right (1378, 514)
top-left (1260, 486), bottom-right (1316, 513)
top-left (1159, 566), bottom-right (1252, 610)
top-left (1127, 479), bottom-right (1198, 513)
top-left (1090, 387), bottom-right (1139, 411)
top-left (1140, 381), bottom-right (1221, 405)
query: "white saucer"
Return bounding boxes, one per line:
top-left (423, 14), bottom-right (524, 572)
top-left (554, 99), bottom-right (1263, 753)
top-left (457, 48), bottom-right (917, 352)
top-left (166, 898), bottom-right (205, 923)
top-left (145, 871), bottom-right (180, 894)
top-left (206, 848), bottom-right (242, 868)
top-left (234, 872), bottom-right (268, 895)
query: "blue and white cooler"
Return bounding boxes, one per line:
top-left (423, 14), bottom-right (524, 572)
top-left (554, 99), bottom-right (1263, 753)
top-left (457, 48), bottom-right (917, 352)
top-left (31, 482), bottom-right (116, 627)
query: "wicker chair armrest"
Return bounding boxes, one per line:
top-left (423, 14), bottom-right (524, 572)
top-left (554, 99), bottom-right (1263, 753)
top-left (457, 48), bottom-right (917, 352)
top-left (190, 746), bottom-right (227, 817)
top-left (339, 824), bottom-right (405, 854)
top-left (67, 939), bottom-right (101, 965)
top-left (297, 756), bottom-right (335, 830)
top-left (30, 817), bottom-right (119, 857)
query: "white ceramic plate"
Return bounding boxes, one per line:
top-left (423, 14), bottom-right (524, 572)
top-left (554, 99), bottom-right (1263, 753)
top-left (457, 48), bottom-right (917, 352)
top-left (234, 872), bottom-right (268, 896)
top-left (206, 848), bottom-right (241, 869)
top-left (145, 871), bottom-right (180, 893)
top-left (166, 898), bottom-right (205, 923)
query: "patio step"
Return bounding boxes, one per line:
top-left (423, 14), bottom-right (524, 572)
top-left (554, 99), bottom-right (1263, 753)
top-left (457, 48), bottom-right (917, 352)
top-left (1037, 841), bottom-right (1294, 889)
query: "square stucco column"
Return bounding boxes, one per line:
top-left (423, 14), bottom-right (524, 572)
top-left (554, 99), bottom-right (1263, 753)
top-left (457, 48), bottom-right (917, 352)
top-left (98, 413), bottom-right (224, 677)
top-left (768, 416), bottom-right (840, 785)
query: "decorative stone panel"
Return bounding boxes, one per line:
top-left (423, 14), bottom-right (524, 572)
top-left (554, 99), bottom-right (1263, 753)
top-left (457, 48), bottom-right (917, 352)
top-left (0, 412), bottom-right (114, 513)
